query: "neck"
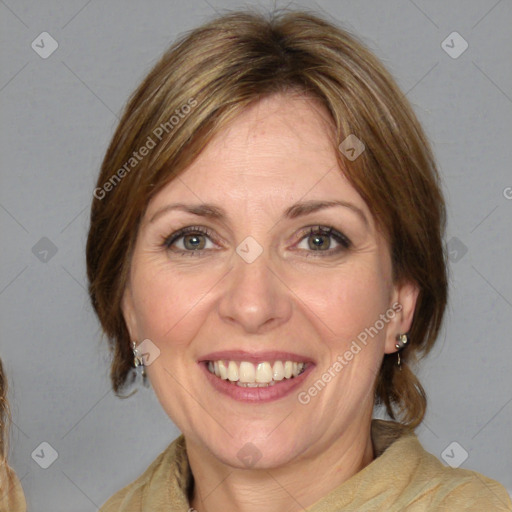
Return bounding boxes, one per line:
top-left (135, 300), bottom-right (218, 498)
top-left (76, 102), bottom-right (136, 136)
top-left (187, 419), bottom-right (375, 512)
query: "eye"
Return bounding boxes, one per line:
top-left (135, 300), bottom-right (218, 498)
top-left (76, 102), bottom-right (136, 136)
top-left (162, 226), bottom-right (217, 255)
top-left (295, 226), bottom-right (351, 256)
top-left (161, 225), bottom-right (351, 258)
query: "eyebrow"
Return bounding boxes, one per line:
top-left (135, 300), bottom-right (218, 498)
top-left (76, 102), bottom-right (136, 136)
top-left (149, 199), bottom-right (368, 226)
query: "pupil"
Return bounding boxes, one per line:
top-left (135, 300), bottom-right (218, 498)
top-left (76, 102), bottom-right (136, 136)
top-left (310, 234), bottom-right (328, 250)
top-left (185, 234), bottom-right (203, 250)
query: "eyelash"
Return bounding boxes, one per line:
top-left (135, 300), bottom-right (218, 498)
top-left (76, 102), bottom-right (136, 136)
top-left (161, 225), bottom-right (351, 258)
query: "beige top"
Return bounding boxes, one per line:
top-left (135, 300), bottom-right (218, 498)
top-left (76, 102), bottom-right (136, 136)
top-left (100, 420), bottom-right (512, 511)
top-left (0, 461), bottom-right (26, 512)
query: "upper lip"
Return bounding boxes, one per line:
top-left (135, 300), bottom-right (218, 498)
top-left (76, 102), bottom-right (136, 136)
top-left (198, 350), bottom-right (315, 364)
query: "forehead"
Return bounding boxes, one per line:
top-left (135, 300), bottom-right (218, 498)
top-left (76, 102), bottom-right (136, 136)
top-left (148, 94), bottom-right (365, 215)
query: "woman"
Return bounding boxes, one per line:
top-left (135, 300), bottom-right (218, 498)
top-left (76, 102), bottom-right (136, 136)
top-left (87, 10), bottom-right (512, 511)
top-left (0, 358), bottom-right (27, 511)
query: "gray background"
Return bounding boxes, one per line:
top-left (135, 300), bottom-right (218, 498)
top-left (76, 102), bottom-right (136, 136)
top-left (1, 0), bottom-right (511, 510)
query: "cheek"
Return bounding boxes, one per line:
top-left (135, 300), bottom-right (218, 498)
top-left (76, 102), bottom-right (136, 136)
top-left (296, 261), bottom-right (392, 346)
top-left (343, 272), bottom-right (389, 320)
top-left (129, 259), bottom-right (222, 344)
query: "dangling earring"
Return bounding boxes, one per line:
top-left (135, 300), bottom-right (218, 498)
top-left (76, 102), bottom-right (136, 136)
top-left (395, 333), bottom-right (409, 370)
top-left (131, 341), bottom-right (148, 387)
top-left (132, 341), bottom-right (145, 374)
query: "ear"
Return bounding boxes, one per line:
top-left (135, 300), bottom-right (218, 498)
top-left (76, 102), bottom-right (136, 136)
top-left (121, 285), bottom-right (139, 342)
top-left (384, 280), bottom-right (420, 355)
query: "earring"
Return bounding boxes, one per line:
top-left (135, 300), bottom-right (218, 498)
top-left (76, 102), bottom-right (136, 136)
top-left (132, 340), bottom-right (143, 367)
top-left (395, 333), bottom-right (409, 370)
top-left (132, 341), bottom-right (146, 378)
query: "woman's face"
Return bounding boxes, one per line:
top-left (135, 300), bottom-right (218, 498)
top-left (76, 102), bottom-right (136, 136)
top-left (122, 93), bottom-right (417, 469)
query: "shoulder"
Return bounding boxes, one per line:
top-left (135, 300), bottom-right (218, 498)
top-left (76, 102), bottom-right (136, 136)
top-left (383, 427), bottom-right (512, 510)
top-left (411, 446), bottom-right (511, 510)
top-left (99, 435), bottom-right (188, 512)
top-left (434, 472), bottom-right (512, 511)
top-left (99, 451), bottom-right (165, 511)
top-left (369, 420), bottom-right (511, 510)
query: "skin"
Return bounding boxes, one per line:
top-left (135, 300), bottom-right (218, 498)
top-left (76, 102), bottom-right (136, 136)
top-left (122, 93), bottom-right (419, 512)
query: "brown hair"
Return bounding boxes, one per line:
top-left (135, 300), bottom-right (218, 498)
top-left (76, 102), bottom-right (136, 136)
top-left (86, 9), bottom-right (447, 429)
top-left (0, 358), bottom-right (10, 461)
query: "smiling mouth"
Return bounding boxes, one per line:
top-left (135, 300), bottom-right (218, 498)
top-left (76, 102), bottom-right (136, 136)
top-left (206, 359), bottom-right (307, 387)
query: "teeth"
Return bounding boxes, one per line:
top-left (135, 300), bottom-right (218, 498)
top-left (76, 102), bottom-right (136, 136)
top-left (207, 360), bottom-right (306, 384)
top-left (272, 360), bottom-right (285, 381)
top-left (218, 360), bottom-right (228, 380)
top-left (284, 361), bottom-right (293, 379)
top-left (227, 361), bottom-right (239, 381)
top-left (236, 380), bottom-right (277, 388)
top-left (255, 362), bottom-right (273, 383)
top-left (239, 361), bottom-right (255, 382)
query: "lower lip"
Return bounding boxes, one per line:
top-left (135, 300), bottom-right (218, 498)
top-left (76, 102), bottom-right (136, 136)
top-left (200, 362), bottom-right (314, 403)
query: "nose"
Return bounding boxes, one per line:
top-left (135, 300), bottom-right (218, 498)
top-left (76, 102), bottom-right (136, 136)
top-left (217, 248), bottom-right (293, 334)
